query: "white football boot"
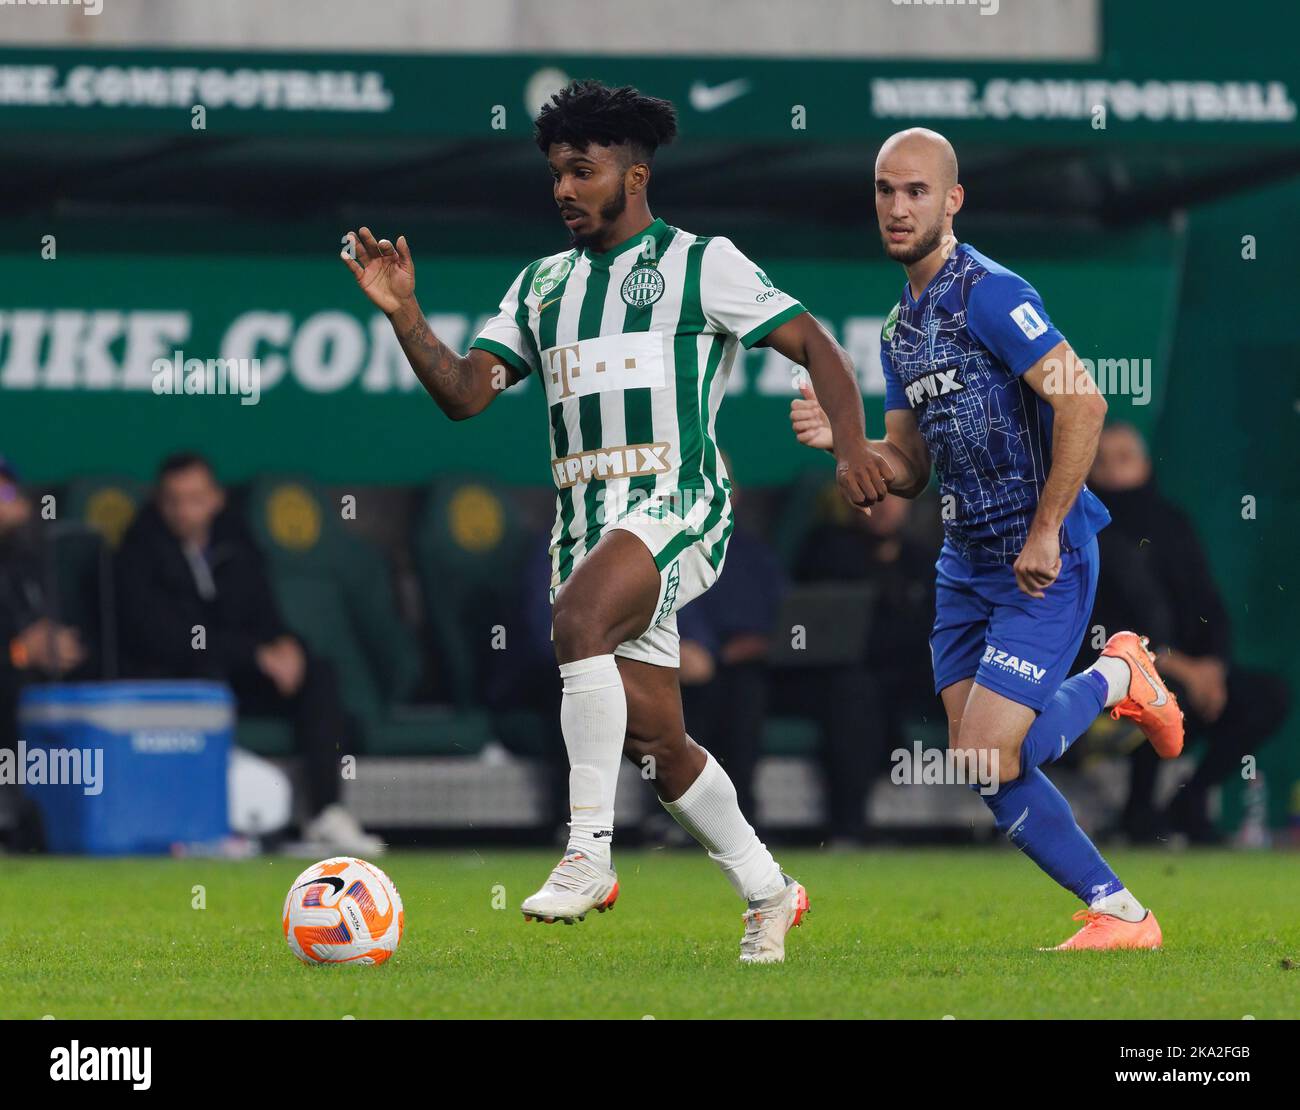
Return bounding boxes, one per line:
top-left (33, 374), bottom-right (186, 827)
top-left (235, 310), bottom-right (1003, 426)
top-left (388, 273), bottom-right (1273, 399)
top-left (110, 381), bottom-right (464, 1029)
top-left (739, 874), bottom-right (810, 964)
top-left (521, 850), bottom-right (619, 924)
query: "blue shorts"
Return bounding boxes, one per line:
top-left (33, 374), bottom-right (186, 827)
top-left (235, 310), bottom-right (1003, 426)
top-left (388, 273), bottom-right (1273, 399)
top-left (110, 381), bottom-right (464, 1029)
top-left (930, 537), bottom-right (1099, 712)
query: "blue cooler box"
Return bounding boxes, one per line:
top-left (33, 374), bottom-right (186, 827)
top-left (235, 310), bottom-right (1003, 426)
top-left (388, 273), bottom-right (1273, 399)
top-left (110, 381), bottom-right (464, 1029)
top-left (18, 681), bottom-right (233, 855)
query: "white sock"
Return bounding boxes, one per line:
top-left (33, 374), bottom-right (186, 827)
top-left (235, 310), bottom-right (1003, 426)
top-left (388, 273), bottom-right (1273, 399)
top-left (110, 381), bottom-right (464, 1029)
top-left (1085, 655), bottom-right (1131, 708)
top-left (559, 654), bottom-right (626, 869)
top-left (661, 749), bottom-right (786, 903)
top-left (1090, 886), bottom-right (1147, 923)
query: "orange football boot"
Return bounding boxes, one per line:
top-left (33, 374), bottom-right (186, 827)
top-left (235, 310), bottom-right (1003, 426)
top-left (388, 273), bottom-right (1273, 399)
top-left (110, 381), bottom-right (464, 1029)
top-left (1101, 631), bottom-right (1184, 758)
top-left (1049, 909), bottom-right (1163, 951)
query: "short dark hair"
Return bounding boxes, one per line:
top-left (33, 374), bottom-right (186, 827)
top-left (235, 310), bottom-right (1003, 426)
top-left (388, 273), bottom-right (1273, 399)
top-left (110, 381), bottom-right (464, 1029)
top-left (534, 80), bottom-right (678, 167)
top-left (157, 452), bottom-right (215, 482)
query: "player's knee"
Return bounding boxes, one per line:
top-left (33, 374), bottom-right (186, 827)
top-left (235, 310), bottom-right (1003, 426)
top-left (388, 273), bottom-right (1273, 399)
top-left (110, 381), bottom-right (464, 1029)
top-left (954, 734), bottom-right (1022, 786)
top-left (995, 747), bottom-right (1021, 785)
top-left (551, 599), bottom-right (616, 662)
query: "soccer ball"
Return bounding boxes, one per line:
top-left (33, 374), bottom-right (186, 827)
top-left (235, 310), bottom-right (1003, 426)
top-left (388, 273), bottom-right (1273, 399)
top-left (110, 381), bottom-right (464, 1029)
top-left (282, 856), bottom-right (404, 965)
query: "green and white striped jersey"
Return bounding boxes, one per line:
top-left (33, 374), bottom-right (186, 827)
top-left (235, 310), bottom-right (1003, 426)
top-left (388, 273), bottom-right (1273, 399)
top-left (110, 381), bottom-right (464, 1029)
top-left (470, 218), bottom-right (804, 588)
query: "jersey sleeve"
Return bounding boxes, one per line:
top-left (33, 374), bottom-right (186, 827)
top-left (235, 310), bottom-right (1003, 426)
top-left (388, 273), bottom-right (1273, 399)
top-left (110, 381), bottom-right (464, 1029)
top-left (468, 265), bottom-right (538, 379)
top-left (965, 271), bottom-right (1065, 376)
top-left (882, 346), bottom-right (910, 412)
top-left (881, 314), bottom-right (909, 411)
top-left (700, 238), bottom-right (805, 349)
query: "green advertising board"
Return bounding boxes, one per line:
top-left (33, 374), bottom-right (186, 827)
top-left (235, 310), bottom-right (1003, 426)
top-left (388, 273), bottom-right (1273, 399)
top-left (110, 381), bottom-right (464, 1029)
top-left (0, 2), bottom-right (1296, 147)
top-left (0, 226), bottom-right (1179, 486)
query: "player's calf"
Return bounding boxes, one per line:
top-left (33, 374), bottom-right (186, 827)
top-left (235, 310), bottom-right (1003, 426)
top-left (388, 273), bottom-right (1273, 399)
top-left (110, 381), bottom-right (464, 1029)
top-left (621, 732), bottom-right (704, 800)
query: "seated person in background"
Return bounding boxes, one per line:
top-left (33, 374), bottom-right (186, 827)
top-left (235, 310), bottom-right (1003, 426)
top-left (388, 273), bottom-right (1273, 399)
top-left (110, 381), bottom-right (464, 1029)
top-left (795, 490), bottom-right (939, 722)
top-left (1087, 423), bottom-right (1291, 843)
top-left (0, 456), bottom-right (88, 849)
top-left (0, 457), bottom-right (89, 736)
top-left (792, 492), bottom-right (942, 834)
top-left (116, 453), bottom-right (380, 855)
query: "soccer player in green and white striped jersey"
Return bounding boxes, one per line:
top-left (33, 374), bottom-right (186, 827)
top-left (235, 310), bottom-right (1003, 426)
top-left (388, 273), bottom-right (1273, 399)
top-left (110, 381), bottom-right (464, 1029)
top-left (342, 80), bottom-right (889, 963)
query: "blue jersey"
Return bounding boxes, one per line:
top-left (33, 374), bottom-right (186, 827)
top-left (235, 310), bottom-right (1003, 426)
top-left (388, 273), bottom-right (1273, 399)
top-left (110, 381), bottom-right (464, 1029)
top-left (881, 243), bottom-right (1110, 565)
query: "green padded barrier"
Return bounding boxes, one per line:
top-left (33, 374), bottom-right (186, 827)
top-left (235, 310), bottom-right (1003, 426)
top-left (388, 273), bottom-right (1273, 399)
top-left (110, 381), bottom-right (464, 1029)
top-left (245, 475), bottom-right (421, 749)
top-left (63, 476), bottom-right (148, 550)
top-left (267, 569), bottom-right (385, 725)
top-left (337, 537), bottom-right (420, 706)
top-left (761, 715), bottom-right (821, 757)
top-left (414, 476), bottom-right (529, 709)
top-left (365, 707), bottom-right (495, 757)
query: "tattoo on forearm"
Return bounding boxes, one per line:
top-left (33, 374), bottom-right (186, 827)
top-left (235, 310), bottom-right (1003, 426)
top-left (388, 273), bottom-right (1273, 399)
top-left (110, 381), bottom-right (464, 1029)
top-left (400, 315), bottom-right (473, 405)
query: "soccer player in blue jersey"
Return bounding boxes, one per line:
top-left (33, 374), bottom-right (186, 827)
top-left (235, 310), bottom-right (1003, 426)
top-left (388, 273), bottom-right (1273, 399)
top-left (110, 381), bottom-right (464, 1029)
top-left (791, 128), bottom-right (1185, 949)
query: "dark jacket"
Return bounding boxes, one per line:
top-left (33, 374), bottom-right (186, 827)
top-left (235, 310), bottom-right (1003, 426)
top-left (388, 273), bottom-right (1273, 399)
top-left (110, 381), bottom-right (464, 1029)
top-left (116, 504), bottom-right (288, 679)
top-left (0, 530), bottom-right (47, 652)
top-left (1092, 479), bottom-right (1231, 661)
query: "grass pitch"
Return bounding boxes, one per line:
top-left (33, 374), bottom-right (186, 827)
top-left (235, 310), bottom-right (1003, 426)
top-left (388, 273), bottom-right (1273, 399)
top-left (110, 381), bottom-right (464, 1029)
top-left (2, 848), bottom-right (1298, 1019)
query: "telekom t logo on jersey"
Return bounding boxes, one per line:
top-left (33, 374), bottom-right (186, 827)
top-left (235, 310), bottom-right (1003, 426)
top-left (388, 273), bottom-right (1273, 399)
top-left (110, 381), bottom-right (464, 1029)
top-left (543, 334), bottom-right (666, 402)
top-left (547, 344), bottom-right (634, 399)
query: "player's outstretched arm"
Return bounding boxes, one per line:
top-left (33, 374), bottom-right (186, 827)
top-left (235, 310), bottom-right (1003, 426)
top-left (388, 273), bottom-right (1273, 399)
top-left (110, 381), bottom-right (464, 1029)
top-left (341, 228), bottom-right (514, 420)
top-left (765, 313), bottom-right (893, 512)
top-left (789, 383), bottom-right (931, 498)
top-left (1015, 339), bottom-right (1108, 597)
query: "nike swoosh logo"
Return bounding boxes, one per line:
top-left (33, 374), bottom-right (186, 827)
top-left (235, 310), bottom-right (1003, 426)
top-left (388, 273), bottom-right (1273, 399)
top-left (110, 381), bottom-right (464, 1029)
top-left (295, 876), bottom-right (345, 894)
top-left (539, 295), bottom-right (563, 314)
top-left (688, 78), bottom-right (751, 112)
top-left (1133, 655), bottom-right (1167, 706)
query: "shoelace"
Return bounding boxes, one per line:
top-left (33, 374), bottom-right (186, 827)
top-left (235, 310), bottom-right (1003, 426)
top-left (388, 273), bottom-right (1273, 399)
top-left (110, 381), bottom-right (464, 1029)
top-left (740, 904), bottom-right (780, 954)
top-left (545, 853), bottom-right (605, 894)
top-left (1071, 909), bottom-right (1108, 928)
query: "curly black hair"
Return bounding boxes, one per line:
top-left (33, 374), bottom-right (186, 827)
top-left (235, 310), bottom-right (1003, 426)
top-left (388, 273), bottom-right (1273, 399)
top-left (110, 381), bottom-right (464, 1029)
top-left (534, 80), bottom-right (678, 165)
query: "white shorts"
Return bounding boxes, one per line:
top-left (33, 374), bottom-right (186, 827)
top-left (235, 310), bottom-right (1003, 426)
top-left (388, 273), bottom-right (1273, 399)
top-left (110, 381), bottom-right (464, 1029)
top-left (551, 501), bottom-right (727, 669)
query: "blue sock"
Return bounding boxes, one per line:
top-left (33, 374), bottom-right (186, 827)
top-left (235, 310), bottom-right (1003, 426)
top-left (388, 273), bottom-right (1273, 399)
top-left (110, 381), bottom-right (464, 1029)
top-left (978, 768), bottom-right (1121, 903)
top-left (1017, 670), bottom-right (1107, 774)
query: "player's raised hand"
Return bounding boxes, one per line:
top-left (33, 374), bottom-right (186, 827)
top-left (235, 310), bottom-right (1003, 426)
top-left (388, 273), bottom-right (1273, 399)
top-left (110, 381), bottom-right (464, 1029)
top-left (1014, 529), bottom-right (1061, 599)
top-left (341, 227), bottom-right (415, 315)
top-left (790, 380), bottom-right (834, 451)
